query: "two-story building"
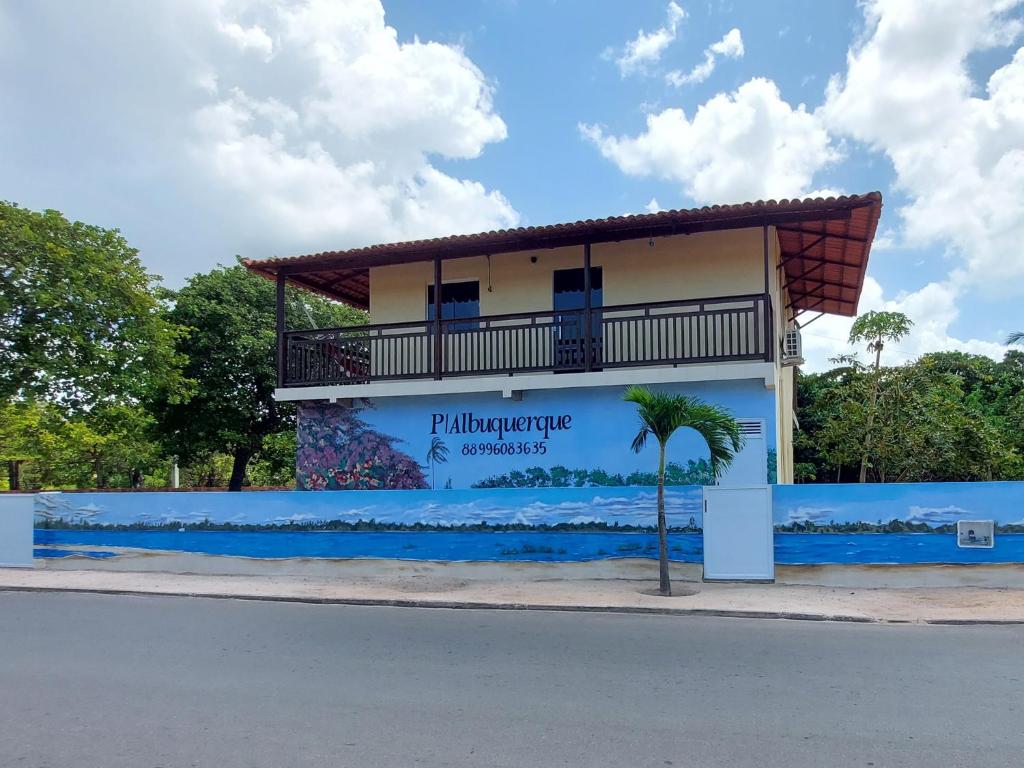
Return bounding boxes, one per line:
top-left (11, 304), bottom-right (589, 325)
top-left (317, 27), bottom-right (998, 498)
top-left (244, 193), bottom-right (881, 492)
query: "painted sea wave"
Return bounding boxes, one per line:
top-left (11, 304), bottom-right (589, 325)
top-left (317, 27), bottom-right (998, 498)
top-left (34, 530), bottom-right (1024, 564)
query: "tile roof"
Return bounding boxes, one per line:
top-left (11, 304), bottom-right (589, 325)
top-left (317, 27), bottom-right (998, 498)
top-left (244, 192), bottom-right (882, 316)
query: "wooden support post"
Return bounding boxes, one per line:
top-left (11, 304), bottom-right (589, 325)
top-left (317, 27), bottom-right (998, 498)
top-left (763, 223), bottom-right (774, 362)
top-left (583, 243), bottom-right (593, 372)
top-left (433, 255), bottom-right (443, 379)
top-left (276, 273), bottom-right (286, 388)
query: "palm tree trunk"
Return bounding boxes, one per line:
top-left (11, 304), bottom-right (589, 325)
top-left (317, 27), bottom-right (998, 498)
top-left (657, 442), bottom-right (671, 596)
top-left (858, 376), bottom-right (880, 483)
top-left (859, 338), bottom-right (884, 483)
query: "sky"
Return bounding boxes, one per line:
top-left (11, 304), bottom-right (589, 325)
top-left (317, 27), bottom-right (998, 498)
top-left (2, 0), bottom-right (1023, 371)
top-left (36, 485), bottom-right (705, 528)
top-left (773, 482), bottom-right (1024, 527)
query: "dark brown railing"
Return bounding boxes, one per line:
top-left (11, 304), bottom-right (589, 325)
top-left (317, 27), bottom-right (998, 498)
top-left (281, 293), bottom-right (771, 387)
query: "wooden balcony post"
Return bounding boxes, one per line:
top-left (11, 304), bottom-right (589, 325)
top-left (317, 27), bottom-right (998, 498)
top-left (276, 273), bottom-right (286, 387)
top-left (433, 254), bottom-right (443, 379)
top-left (583, 242), bottom-right (593, 371)
top-left (762, 223), bottom-right (773, 362)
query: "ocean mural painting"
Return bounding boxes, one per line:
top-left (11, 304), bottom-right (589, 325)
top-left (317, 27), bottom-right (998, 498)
top-left (30, 481), bottom-right (1024, 566)
top-left (773, 482), bottom-right (1024, 565)
top-left (34, 487), bottom-right (705, 563)
top-left (295, 381), bottom-right (777, 490)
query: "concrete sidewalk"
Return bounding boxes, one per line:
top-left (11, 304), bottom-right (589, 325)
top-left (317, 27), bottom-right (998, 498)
top-left (4, 563), bottom-right (1024, 624)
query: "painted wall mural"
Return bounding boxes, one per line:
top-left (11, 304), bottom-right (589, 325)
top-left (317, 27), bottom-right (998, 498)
top-left (773, 482), bottom-right (1024, 564)
top-left (33, 487), bottom-right (704, 563)
top-left (30, 481), bottom-right (1024, 565)
top-left (296, 380), bottom-right (777, 490)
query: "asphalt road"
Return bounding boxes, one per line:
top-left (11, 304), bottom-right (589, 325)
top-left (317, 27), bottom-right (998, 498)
top-left (0, 592), bottom-right (1021, 768)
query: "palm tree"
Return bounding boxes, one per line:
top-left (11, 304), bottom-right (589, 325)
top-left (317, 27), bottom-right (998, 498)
top-left (624, 386), bottom-right (743, 596)
top-left (1008, 331), bottom-right (1023, 346)
top-left (425, 437), bottom-right (449, 490)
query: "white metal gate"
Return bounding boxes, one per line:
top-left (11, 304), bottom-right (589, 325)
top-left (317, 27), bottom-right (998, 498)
top-left (702, 485), bottom-right (774, 581)
top-left (716, 418), bottom-right (767, 486)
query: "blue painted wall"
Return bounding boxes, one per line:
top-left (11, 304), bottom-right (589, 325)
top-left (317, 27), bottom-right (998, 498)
top-left (772, 482), bottom-right (1024, 565)
top-left (296, 380), bottom-right (776, 490)
top-left (31, 480), bottom-right (1024, 565)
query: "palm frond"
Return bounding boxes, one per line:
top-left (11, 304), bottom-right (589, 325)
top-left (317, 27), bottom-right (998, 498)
top-left (1008, 331), bottom-right (1024, 346)
top-left (630, 426), bottom-right (650, 453)
top-left (623, 385), bottom-right (743, 478)
top-left (426, 436), bottom-right (449, 463)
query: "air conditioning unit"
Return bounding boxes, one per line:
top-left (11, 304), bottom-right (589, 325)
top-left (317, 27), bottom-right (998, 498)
top-left (782, 327), bottom-right (804, 366)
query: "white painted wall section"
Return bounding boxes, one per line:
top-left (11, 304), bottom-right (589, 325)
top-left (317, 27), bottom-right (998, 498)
top-left (0, 494), bottom-right (35, 568)
top-left (702, 485), bottom-right (774, 581)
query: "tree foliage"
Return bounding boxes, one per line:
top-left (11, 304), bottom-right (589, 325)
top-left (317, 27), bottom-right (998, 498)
top-left (0, 399), bottom-right (164, 490)
top-left (0, 202), bottom-right (185, 409)
top-left (148, 264), bottom-right (365, 490)
top-left (848, 310), bottom-right (914, 371)
top-left (471, 459), bottom-right (716, 488)
top-left (846, 310), bottom-right (913, 481)
top-left (796, 350), bottom-right (1024, 483)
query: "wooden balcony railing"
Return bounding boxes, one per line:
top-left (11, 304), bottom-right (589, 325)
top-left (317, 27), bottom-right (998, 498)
top-left (280, 293), bottom-right (772, 387)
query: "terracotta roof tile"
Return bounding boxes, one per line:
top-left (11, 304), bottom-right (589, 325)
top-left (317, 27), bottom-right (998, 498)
top-left (244, 192), bottom-right (882, 316)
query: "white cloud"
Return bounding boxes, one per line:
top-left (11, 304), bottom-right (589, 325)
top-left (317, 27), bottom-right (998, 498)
top-left (581, 78), bottom-right (839, 203)
top-left (587, 0), bottom-right (1024, 359)
top-left (905, 505), bottom-right (971, 525)
top-left (0, 0), bottom-right (518, 280)
top-left (666, 27), bottom-right (744, 87)
top-left (610, 2), bottom-right (686, 77)
top-left (821, 0), bottom-right (1024, 297)
top-left (710, 28), bottom-right (745, 58)
top-left (784, 505), bottom-right (837, 524)
top-left (645, 197), bottom-right (663, 213)
top-left (799, 276), bottom-right (1013, 372)
top-left (191, 0), bottom-right (517, 247)
top-left (217, 21), bottom-right (274, 59)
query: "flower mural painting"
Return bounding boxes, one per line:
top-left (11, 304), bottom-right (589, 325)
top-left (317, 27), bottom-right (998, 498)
top-left (297, 401), bottom-right (428, 490)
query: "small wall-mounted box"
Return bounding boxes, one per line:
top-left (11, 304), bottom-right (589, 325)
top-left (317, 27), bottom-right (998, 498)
top-left (956, 519), bottom-right (995, 549)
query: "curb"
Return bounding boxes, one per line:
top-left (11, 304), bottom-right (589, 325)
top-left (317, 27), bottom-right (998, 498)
top-left (0, 584), bottom-right (879, 624)
top-left (4, 585), bottom-right (1023, 625)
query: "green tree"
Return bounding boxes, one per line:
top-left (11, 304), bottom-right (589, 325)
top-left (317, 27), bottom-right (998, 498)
top-left (1007, 331), bottom-right (1023, 345)
top-left (0, 400), bottom-right (55, 489)
top-left (149, 264), bottom-right (364, 491)
top-left (248, 431), bottom-right (299, 488)
top-left (847, 310), bottom-right (913, 482)
top-left (814, 358), bottom-right (1021, 482)
top-left (0, 202), bottom-right (185, 409)
top-left (623, 386), bottom-right (742, 596)
top-left (0, 400), bottom-right (162, 489)
top-left (425, 436), bottom-right (449, 490)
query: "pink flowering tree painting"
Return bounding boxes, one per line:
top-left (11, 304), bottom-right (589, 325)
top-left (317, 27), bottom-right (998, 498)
top-left (296, 401), bottom-right (428, 490)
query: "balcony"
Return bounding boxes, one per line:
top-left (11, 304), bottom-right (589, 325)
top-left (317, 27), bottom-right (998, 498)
top-left (280, 293), bottom-right (773, 388)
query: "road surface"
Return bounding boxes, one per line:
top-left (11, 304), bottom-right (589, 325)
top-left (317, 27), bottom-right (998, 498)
top-left (0, 591), bottom-right (1020, 767)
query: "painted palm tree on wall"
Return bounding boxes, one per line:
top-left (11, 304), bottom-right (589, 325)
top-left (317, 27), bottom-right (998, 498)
top-left (425, 437), bottom-right (450, 490)
top-left (624, 386), bottom-right (743, 597)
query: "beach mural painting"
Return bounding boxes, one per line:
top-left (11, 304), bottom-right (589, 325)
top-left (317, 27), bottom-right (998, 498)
top-left (295, 380), bottom-right (777, 490)
top-left (772, 482), bottom-right (1024, 565)
top-left (30, 480), bottom-right (1024, 565)
top-left (33, 487), bottom-right (705, 563)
